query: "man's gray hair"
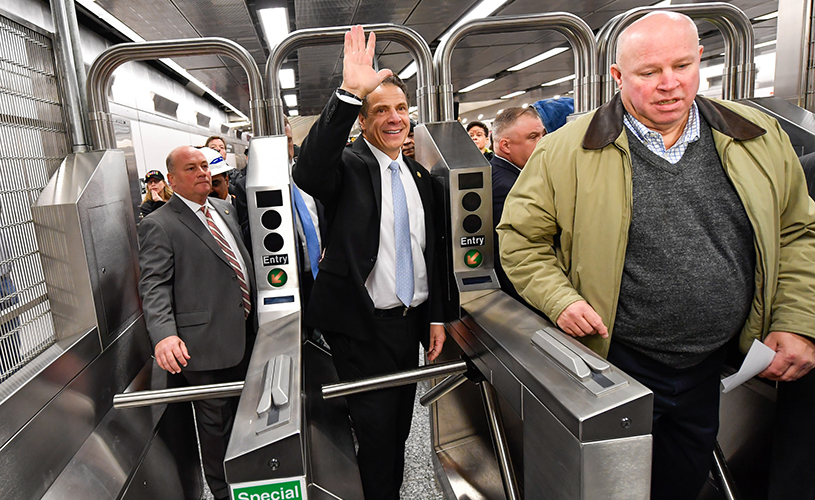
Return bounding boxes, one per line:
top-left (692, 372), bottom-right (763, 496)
top-left (492, 107), bottom-right (541, 142)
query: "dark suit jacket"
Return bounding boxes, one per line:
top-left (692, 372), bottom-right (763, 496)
top-left (138, 195), bottom-right (256, 372)
top-left (490, 155), bottom-right (524, 303)
top-left (293, 93), bottom-right (443, 342)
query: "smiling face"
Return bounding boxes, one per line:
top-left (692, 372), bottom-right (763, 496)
top-left (359, 83), bottom-right (410, 159)
top-left (611, 12), bottom-right (702, 144)
top-left (166, 146), bottom-right (211, 205)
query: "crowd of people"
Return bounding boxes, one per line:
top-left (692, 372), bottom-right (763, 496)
top-left (136, 15), bottom-right (815, 500)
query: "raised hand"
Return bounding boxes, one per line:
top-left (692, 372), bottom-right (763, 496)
top-left (340, 25), bottom-right (393, 99)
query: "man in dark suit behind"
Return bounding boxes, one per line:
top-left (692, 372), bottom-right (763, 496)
top-left (490, 107), bottom-right (545, 302)
top-left (293, 26), bottom-right (446, 500)
top-left (138, 146), bottom-right (255, 500)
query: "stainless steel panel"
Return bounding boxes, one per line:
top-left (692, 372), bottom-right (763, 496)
top-left (416, 122), bottom-right (497, 299)
top-left (0, 318), bottom-right (152, 499)
top-left (303, 341), bottom-right (364, 499)
top-left (582, 436), bottom-right (651, 500)
top-left (775, 0), bottom-right (812, 108)
top-left (738, 96), bottom-right (815, 155)
top-left (224, 311), bottom-right (304, 484)
top-left (435, 434), bottom-right (507, 500)
top-left (34, 149), bottom-right (141, 347)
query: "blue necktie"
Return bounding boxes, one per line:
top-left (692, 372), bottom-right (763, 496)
top-left (291, 183), bottom-right (321, 279)
top-left (389, 161), bottom-right (414, 307)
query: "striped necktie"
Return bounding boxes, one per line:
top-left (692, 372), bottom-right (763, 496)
top-left (389, 161), bottom-right (414, 307)
top-left (201, 206), bottom-right (251, 318)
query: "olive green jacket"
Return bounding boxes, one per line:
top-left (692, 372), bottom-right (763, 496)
top-left (497, 94), bottom-right (815, 358)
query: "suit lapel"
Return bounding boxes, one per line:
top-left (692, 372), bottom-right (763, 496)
top-left (353, 139), bottom-right (382, 219)
top-left (170, 195), bottom-right (231, 268)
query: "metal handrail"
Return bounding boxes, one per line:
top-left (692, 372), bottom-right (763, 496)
top-left (113, 381), bottom-right (245, 409)
top-left (322, 359), bottom-right (468, 399)
top-left (266, 24), bottom-right (435, 133)
top-left (87, 38), bottom-right (265, 150)
top-left (596, 3), bottom-right (754, 102)
top-left (434, 13), bottom-right (598, 120)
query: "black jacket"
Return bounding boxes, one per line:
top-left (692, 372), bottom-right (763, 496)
top-left (293, 93), bottom-right (444, 343)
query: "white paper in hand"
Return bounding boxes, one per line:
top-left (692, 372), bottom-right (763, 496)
top-left (720, 339), bottom-right (776, 393)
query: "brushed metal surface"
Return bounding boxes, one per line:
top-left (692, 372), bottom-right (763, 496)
top-left (0, 319), bottom-right (151, 499)
top-left (435, 435), bottom-right (507, 500)
top-left (460, 289), bottom-right (653, 442)
top-left (303, 341), bottom-right (364, 499)
top-left (738, 96), bottom-right (815, 155)
top-left (224, 311), bottom-right (305, 485)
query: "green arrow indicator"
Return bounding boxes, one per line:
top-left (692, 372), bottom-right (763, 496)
top-left (268, 268), bottom-right (288, 287)
top-left (464, 249), bottom-right (482, 268)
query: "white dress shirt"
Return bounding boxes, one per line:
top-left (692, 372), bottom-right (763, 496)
top-left (176, 194), bottom-right (249, 281)
top-left (362, 139), bottom-right (429, 309)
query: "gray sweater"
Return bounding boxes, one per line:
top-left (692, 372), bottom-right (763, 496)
top-left (612, 118), bottom-right (755, 368)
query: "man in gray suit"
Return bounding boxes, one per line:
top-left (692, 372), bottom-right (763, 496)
top-left (138, 145), bottom-right (256, 500)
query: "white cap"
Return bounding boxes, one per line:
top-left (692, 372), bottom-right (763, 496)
top-left (198, 146), bottom-right (231, 176)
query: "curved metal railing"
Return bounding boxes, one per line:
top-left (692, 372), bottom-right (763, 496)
top-left (87, 37), bottom-right (265, 150)
top-left (434, 13), bottom-right (598, 120)
top-left (266, 24), bottom-right (434, 134)
top-left (596, 2), bottom-right (754, 102)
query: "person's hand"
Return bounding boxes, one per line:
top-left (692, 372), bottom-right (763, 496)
top-left (759, 331), bottom-right (815, 382)
top-left (340, 25), bottom-right (393, 99)
top-left (154, 335), bottom-right (190, 374)
top-left (150, 188), bottom-right (162, 202)
top-left (557, 300), bottom-right (609, 338)
top-left (427, 324), bottom-right (446, 361)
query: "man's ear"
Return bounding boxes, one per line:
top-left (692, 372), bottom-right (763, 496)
top-left (498, 138), bottom-right (510, 156)
top-left (358, 113), bottom-right (366, 134)
top-left (610, 64), bottom-right (623, 89)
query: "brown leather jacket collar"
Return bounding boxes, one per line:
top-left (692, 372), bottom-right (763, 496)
top-left (582, 93), bottom-right (767, 150)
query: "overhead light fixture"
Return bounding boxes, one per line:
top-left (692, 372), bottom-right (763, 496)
top-left (439, 0), bottom-right (510, 45)
top-left (258, 7), bottom-right (290, 50)
top-left (501, 90), bottom-right (526, 99)
top-left (477, 114), bottom-right (484, 119)
top-left (507, 47), bottom-right (569, 72)
top-left (399, 62), bottom-right (418, 80)
top-left (522, 103), bottom-right (529, 108)
top-left (497, 109), bottom-right (504, 115)
top-left (283, 94), bottom-right (298, 107)
top-left (226, 121), bottom-right (251, 128)
top-left (541, 74), bottom-right (576, 87)
top-left (279, 68), bottom-right (296, 89)
top-left (461, 118), bottom-right (469, 124)
top-left (754, 11), bottom-right (778, 21)
top-left (289, 109), bottom-right (299, 117)
top-left (409, 106), bottom-right (418, 113)
top-left (459, 78), bottom-right (495, 93)
top-left (652, 0), bottom-right (671, 6)
top-left (74, 0), bottom-right (249, 122)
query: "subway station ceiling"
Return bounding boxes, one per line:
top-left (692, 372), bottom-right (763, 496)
top-left (86, 0), bottom-right (779, 119)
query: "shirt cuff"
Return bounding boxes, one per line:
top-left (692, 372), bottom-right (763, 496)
top-left (430, 322), bottom-right (445, 326)
top-left (335, 89), bottom-right (363, 105)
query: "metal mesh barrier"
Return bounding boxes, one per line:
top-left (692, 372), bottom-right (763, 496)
top-left (0, 14), bottom-right (69, 382)
top-left (808, 1), bottom-right (815, 111)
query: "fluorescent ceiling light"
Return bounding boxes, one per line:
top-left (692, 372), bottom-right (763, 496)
top-left (289, 109), bottom-right (299, 117)
top-left (226, 121), bottom-right (251, 128)
top-left (459, 78), bottom-right (495, 93)
top-left (399, 62), bottom-right (417, 80)
top-left (522, 103), bottom-right (529, 108)
top-left (279, 68), bottom-right (295, 89)
top-left (477, 114), bottom-right (484, 119)
top-left (497, 109), bottom-right (503, 114)
top-left (439, 0), bottom-right (509, 45)
top-left (461, 118), bottom-right (468, 124)
top-left (541, 74), bottom-right (576, 87)
top-left (501, 90), bottom-right (526, 99)
top-left (75, 0), bottom-right (249, 122)
top-left (754, 11), bottom-right (778, 21)
top-left (652, 0), bottom-right (671, 6)
top-left (258, 8), bottom-right (290, 50)
top-left (283, 94), bottom-right (298, 107)
top-left (507, 47), bottom-right (569, 72)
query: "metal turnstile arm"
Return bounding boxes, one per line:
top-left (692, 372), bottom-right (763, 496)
top-left (321, 360), bottom-right (468, 399)
top-left (113, 382), bottom-right (244, 409)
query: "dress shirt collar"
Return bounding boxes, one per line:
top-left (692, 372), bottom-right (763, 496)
top-left (363, 137), bottom-right (408, 174)
top-left (623, 101), bottom-right (700, 163)
top-left (176, 193), bottom-right (215, 215)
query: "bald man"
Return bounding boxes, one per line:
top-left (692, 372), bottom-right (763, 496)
top-left (498, 12), bottom-right (815, 499)
top-left (138, 146), bottom-right (256, 500)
